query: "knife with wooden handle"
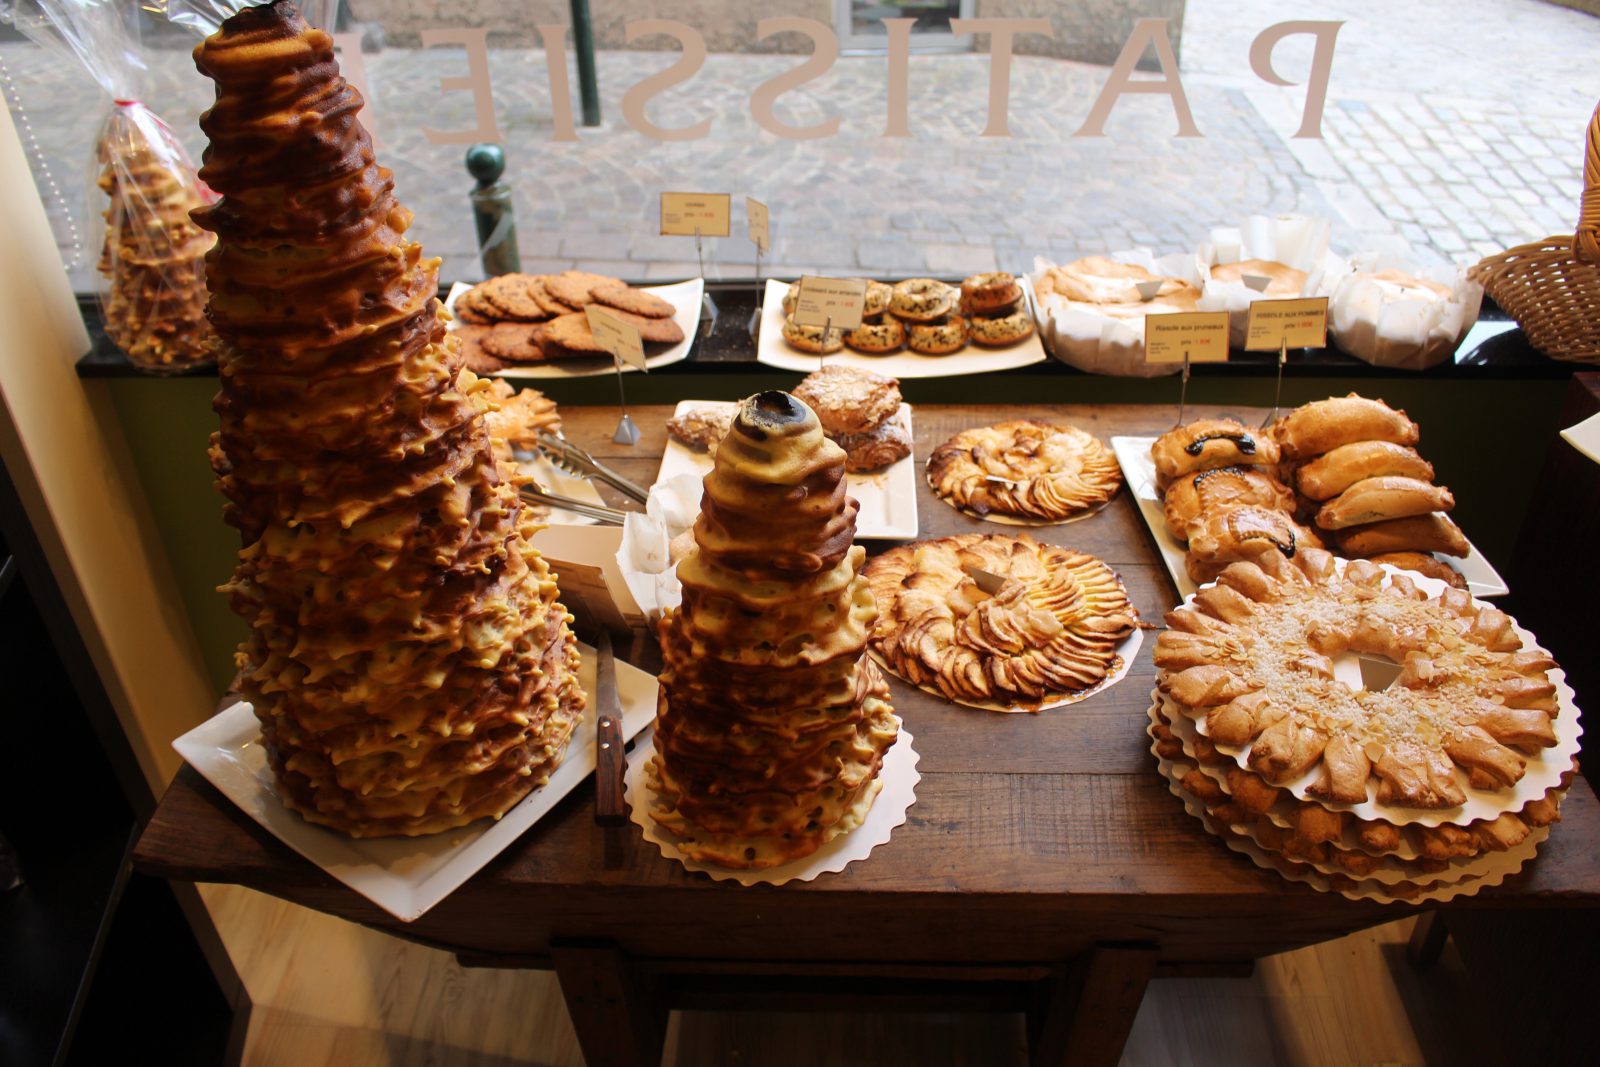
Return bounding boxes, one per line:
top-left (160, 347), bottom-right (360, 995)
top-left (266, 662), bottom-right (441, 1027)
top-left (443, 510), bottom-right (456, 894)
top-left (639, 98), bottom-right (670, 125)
top-left (592, 629), bottom-right (628, 826)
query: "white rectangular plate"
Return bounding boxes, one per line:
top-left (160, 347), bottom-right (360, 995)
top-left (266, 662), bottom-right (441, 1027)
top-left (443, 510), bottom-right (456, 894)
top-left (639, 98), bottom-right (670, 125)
top-left (445, 278), bottom-right (702, 379)
top-left (172, 644), bottom-right (656, 923)
top-left (1109, 435), bottom-right (1509, 600)
top-left (657, 400), bottom-right (920, 540)
top-left (755, 279), bottom-right (1046, 378)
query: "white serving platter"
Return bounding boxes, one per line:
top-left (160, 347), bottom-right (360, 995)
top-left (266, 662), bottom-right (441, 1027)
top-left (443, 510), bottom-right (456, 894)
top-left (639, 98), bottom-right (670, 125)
top-left (1108, 434), bottom-right (1508, 600)
top-left (656, 399), bottom-right (920, 540)
top-left (755, 279), bottom-right (1047, 378)
top-left (172, 644), bottom-right (655, 922)
top-left (445, 278), bottom-right (702, 379)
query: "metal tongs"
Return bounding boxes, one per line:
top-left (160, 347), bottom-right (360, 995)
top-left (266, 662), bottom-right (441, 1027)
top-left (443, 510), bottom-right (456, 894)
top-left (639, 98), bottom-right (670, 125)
top-left (518, 485), bottom-right (627, 526)
top-left (535, 433), bottom-right (649, 504)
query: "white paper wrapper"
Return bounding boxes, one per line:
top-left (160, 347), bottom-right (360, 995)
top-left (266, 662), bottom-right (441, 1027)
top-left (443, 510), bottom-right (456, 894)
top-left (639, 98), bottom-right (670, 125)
top-left (627, 719), bottom-right (920, 886)
top-left (1028, 251), bottom-right (1203, 377)
top-left (1146, 697), bottom-right (1549, 904)
top-left (615, 473), bottom-right (702, 624)
top-left (1196, 214), bottom-right (1347, 347)
top-left (1328, 253), bottom-right (1484, 370)
top-left (1173, 562), bottom-right (1584, 828)
top-left (869, 624), bottom-right (1141, 714)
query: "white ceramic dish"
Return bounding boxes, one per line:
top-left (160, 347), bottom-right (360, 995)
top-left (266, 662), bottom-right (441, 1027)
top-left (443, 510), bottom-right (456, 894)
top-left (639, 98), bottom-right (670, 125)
top-left (445, 278), bottom-right (702, 379)
top-left (1108, 434), bottom-right (1508, 599)
top-left (656, 400), bottom-right (920, 540)
top-left (755, 279), bottom-right (1046, 378)
top-left (171, 644), bottom-right (656, 922)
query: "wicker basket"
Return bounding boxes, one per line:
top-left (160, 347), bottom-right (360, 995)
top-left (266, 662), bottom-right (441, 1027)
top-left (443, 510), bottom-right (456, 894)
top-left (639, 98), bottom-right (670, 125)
top-left (1469, 100), bottom-right (1600, 364)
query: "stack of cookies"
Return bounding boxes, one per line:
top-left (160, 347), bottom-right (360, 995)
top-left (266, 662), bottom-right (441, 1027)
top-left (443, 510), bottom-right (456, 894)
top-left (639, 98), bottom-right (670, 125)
top-left (453, 270), bottom-right (684, 371)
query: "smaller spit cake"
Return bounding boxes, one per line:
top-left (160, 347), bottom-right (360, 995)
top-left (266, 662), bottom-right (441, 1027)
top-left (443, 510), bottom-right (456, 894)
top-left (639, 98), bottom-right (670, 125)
top-left (648, 391), bottom-right (900, 868)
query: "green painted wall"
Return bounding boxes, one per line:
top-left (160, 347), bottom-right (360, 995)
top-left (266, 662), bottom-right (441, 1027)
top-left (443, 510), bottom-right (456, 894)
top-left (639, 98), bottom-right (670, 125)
top-left (102, 371), bottom-right (1571, 691)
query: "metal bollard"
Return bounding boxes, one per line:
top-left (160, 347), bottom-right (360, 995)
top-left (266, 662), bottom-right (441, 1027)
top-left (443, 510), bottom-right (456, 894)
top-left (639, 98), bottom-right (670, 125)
top-left (466, 143), bottom-right (521, 278)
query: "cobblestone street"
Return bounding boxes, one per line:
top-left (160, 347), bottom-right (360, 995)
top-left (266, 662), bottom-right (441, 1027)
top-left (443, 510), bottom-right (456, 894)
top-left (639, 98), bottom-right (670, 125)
top-left (6, 0), bottom-right (1600, 288)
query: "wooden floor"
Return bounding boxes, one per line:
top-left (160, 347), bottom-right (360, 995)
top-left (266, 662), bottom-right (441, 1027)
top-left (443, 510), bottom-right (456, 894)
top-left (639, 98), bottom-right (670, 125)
top-left (200, 884), bottom-right (1470, 1067)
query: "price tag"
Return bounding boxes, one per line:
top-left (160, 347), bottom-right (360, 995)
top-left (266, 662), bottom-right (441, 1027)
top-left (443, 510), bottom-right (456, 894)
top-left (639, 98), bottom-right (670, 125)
top-left (660, 192), bottom-right (731, 237)
top-left (1144, 311), bottom-right (1231, 364)
top-left (791, 276), bottom-right (867, 330)
top-left (746, 197), bottom-right (769, 253)
top-left (585, 305), bottom-right (647, 371)
top-left (1244, 296), bottom-right (1328, 351)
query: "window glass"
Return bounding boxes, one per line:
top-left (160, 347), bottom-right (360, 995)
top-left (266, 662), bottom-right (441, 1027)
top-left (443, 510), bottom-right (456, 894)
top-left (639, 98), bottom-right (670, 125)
top-left (4, 1), bottom-right (1599, 294)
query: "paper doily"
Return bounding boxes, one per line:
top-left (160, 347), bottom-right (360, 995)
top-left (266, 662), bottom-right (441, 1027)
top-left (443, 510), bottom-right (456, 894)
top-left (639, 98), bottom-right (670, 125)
top-left (627, 718), bottom-right (920, 886)
top-left (869, 625), bottom-right (1142, 715)
top-left (1146, 695), bottom-right (1546, 904)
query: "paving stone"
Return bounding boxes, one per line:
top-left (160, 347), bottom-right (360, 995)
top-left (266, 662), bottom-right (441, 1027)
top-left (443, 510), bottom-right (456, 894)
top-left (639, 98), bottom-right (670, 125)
top-left (9, 0), bottom-right (1600, 288)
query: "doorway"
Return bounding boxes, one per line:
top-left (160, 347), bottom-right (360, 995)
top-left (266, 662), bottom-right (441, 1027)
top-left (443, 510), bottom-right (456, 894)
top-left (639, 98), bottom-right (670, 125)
top-left (835, 0), bottom-right (978, 54)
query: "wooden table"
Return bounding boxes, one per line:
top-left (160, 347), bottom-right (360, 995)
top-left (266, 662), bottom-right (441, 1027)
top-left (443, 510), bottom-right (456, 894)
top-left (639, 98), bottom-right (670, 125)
top-left (133, 402), bottom-right (1600, 1067)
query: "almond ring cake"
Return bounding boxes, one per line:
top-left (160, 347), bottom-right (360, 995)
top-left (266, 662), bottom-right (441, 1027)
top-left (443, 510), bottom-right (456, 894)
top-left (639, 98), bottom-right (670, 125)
top-left (926, 420), bottom-right (1122, 524)
top-left (864, 533), bottom-right (1139, 711)
top-left (1154, 548), bottom-right (1579, 823)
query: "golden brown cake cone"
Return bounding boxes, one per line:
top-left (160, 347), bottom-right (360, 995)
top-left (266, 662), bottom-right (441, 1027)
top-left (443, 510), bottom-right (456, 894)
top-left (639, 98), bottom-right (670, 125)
top-left (649, 392), bottom-right (899, 868)
top-left (193, 0), bottom-right (582, 837)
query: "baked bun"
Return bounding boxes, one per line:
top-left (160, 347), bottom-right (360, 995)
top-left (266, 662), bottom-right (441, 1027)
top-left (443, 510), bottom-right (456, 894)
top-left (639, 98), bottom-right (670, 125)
top-left (1152, 418), bottom-right (1280, 486)
top-left (1210, 258), bottom-right (1307, 297)
top-left (1184, 507), bottom-right (1323, 584)
top-left (1315, 476), bottom-right (1455, 530)
top-left (1275, 394), bottom-right (1419, 459)
top-left (1336, 512), bottom-right (1470, 558)
top-left (1365, 551), bottom-right (1468, 590)
top-left (1162, 466), bottom-right (1296, 543)
top-left (1295, 440), bottom-right (1435, 501)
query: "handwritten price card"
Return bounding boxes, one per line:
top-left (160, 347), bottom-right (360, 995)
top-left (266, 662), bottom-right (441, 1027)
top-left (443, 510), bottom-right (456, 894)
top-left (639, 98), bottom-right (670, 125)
top-left (1144, 311), bottom-right (1231, 363)
top-left (660, 192), bottom-right (731, 237)
top-left (746, 197), bottom-right (770, 253)
top-left (585, 305), bottom-right (647, 370)
top-left (791, 276), bottom-right (868, 330)
top-left (1244, 297), bottom-right (1329, 351)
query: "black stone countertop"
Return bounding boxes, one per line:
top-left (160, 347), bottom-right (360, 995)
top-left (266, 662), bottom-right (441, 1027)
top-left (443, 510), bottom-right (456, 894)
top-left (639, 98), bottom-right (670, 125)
top-left (75, 281), bottom-right (1574, 381)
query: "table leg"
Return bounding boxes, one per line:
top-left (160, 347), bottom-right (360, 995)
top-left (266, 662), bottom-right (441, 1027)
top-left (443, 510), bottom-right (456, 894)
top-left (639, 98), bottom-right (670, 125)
top-left (1406, 912), bottom-right (1449, 969)
top-left (551, 940), bottom-right (666, 1067)
top-left (1027, 944), bottom-right (1158, 1067)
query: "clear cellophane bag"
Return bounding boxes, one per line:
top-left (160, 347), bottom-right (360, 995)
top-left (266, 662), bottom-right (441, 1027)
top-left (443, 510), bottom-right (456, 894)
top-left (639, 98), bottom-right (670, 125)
top-left (4, 0), bottom-right (217, 371)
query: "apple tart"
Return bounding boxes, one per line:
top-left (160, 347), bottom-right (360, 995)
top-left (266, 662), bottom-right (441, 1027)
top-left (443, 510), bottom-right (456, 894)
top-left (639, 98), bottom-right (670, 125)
top-left (926, 420), bottom-right (1122, 523)
top-left (864, 533), bottom-right (1138, 710)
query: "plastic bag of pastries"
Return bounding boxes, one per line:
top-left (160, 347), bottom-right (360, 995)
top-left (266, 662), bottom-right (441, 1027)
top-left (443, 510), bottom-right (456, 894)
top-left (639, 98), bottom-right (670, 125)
top-left (11, 0), bottom-right (219, 371)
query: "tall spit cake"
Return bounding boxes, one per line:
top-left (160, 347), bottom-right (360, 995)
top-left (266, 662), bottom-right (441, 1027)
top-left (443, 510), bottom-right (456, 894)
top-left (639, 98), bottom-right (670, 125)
top-left (193, 0), bottom-right (583, 837)
top-left (649, 392), bottom-right (900, 868)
